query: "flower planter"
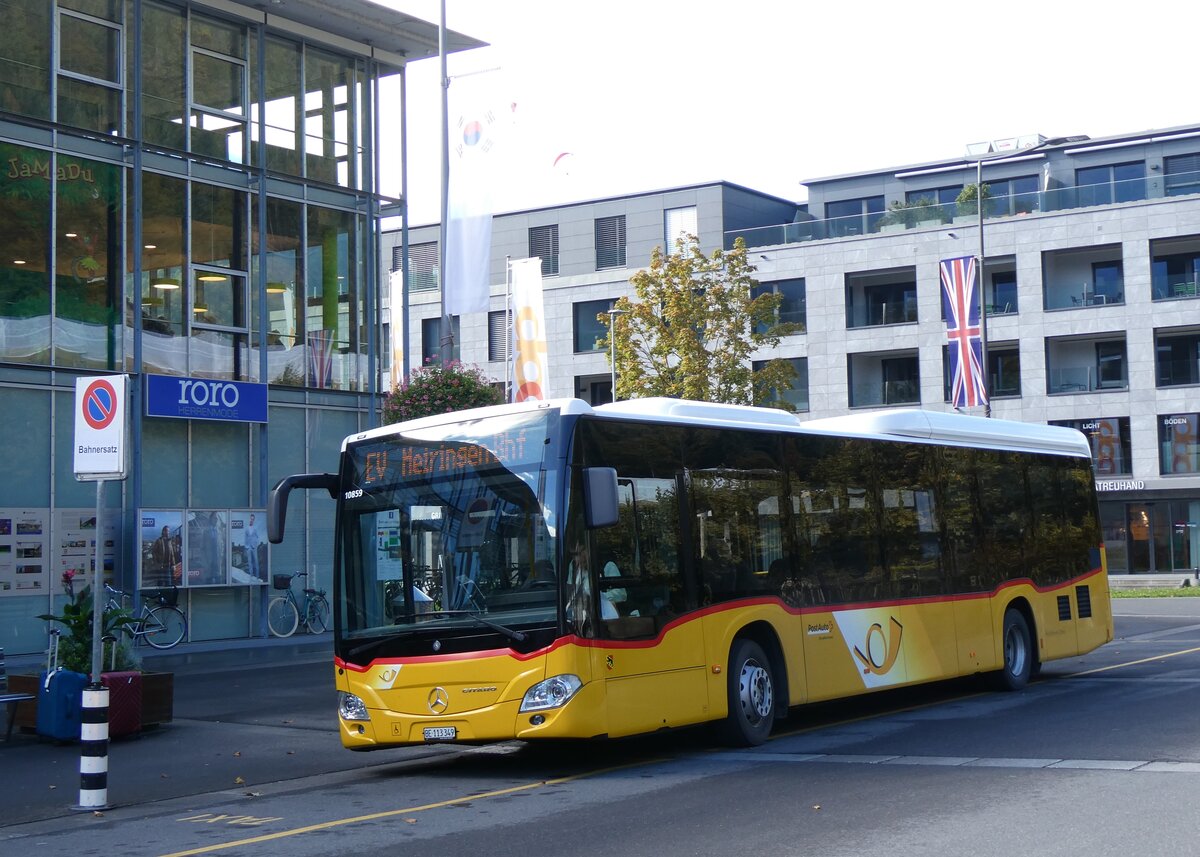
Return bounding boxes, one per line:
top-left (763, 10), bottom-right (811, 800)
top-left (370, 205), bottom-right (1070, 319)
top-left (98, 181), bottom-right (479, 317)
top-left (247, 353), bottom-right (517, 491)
top-left (8, 671), bottom-right (173, 736)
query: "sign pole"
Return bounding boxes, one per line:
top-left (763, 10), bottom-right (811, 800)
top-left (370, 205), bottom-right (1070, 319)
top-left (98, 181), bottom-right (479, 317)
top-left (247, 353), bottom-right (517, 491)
top-left (90, 478), bottom-right (105, 683)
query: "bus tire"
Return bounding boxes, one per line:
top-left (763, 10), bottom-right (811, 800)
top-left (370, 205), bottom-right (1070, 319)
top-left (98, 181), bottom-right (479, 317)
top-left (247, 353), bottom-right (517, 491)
top-left (993, 608), bottom-right (1033, 691)
top-left (722, 639), bottom-right (775, 746)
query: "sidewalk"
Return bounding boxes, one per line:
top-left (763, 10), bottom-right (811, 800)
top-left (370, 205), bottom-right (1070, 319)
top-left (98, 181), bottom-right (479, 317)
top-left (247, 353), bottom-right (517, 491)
top-left (6, 632), bottom-right (333, 677)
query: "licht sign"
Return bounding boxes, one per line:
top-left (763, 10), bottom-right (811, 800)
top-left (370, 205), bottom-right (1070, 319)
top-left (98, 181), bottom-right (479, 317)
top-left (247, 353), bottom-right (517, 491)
top-left (145, 374), bottom-right (268, 423)
top-left (74, 375), bottom-right (128, 480)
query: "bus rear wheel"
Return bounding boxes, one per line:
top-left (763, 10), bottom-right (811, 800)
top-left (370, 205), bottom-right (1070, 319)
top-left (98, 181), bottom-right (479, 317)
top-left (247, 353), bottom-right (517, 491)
top-left (993, 608), bottom-right (1033, 691)
top-left (722, 639), bottom-right (775, 746)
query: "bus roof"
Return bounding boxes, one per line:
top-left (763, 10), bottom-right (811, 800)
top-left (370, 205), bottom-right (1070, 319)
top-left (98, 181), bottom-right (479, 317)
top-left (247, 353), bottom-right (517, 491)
top-left (352, 398), bottom-right (1090, 459)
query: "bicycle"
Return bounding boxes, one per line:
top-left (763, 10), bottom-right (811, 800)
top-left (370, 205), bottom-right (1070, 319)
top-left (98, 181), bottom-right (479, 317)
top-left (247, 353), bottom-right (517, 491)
top-left (268, 572), bottom-right (330, 637)
top-left (104, 583), bottom-right (188, 649)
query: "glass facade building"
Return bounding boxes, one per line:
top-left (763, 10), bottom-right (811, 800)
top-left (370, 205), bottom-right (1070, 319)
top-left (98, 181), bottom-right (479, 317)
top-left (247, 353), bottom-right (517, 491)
top-left (0, 0), bottom-right (476, 654)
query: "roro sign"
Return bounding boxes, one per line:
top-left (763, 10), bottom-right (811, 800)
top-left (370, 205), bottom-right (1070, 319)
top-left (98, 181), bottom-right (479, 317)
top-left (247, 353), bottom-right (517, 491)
top-left (145, 374), bottom-right (268, 424)
top-left (74, 374), bottom-right (128, 480)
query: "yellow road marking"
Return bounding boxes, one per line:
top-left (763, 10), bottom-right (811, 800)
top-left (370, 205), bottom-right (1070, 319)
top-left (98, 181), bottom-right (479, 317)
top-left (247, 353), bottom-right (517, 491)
top-left (1068, 644), bottom-right (1200, 677)
top-left (160, 759), bottom-right (661, 857)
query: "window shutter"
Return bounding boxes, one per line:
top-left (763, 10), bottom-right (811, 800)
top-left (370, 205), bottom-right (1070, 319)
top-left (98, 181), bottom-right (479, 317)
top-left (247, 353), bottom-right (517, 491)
top-left (488, 310), bottom-right (510, 362)
top-left (664, 206), bottom-right (697, 254)
top-left (529, 225), bottom-right (559, 275)
top-left (595, 215), bottom-right (626, 269)
top-left (408, 242), bottom-right (439, 291)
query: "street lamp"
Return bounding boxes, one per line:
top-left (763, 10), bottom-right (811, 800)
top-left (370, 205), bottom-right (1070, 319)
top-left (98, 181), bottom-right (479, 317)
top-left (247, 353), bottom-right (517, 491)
top-left (606, 307), bottom-right (627, 402)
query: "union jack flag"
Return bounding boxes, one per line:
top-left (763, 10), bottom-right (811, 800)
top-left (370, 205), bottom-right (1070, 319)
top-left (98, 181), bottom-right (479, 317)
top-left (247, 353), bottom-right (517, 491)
top-left (940, 256), bottom-right (988, 409)
top-left (307, 329), bottom-right (334, 389)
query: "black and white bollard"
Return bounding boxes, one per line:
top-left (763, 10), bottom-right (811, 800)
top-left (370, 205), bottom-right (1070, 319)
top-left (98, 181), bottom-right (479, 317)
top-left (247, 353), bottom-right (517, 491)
top-left (77, 684), bottom-right (110, 810)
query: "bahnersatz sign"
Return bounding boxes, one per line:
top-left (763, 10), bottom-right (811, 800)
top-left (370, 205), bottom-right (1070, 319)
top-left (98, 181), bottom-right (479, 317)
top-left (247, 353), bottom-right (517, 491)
top-left (145, 375), bottom-right (267, 424)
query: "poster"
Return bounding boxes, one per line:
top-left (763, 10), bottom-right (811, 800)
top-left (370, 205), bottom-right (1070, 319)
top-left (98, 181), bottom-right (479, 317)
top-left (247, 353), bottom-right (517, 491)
top-left (56, 509), bottom-right (117, 596)
top-left (0, 509), bottom-right (48, 595)
top-left (230, 511), bottom-right (268, 584)
top-left (186, 510), bottom-right (229, 587)
top-left (140, 510), bottom-right (184, 588)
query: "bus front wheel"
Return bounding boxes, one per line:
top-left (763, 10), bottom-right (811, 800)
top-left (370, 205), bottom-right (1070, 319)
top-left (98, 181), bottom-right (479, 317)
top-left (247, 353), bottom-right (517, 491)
top-left (994, 609), bottom-right (1034, 691)
top-left (722, 639), bottom-right (775, 747)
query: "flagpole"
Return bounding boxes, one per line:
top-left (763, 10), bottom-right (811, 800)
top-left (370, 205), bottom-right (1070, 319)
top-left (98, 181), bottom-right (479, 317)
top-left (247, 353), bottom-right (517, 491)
top-left (504, 256), bottom-right (512, 402)
top-left (438, 0), bottom-right (453, 365)
top-left (976, 156), bottom-right (991, 418)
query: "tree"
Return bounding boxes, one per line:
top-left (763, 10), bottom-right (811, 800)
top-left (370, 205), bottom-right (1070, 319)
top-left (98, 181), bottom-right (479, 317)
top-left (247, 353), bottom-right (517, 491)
top-left (382, 359), bottom-right (503, 424)
top-left (605, 235), bottom-right (800, 408)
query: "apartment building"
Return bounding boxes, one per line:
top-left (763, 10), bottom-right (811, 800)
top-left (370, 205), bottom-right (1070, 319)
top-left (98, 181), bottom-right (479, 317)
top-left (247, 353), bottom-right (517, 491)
top-left (386, 123), bottom-right (1200, 579)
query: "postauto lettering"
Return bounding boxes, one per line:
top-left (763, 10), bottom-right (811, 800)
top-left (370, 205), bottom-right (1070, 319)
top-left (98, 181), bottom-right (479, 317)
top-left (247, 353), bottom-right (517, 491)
top-left (177, 380), bottom-right (240, 409)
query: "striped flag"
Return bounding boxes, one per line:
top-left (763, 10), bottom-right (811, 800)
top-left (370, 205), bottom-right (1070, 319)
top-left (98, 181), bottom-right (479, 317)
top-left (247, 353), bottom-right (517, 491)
top-left (307, 329), bottom-right (334, 389)
top-left (510, 258), bottom-right (548, 403)
top-left (940, 256), bottom-right (988, 409)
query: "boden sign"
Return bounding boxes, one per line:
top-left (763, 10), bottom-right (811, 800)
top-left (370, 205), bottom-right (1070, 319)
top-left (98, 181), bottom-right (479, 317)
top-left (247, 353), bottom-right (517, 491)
top-left (145, 374), bottom-right (268, 423)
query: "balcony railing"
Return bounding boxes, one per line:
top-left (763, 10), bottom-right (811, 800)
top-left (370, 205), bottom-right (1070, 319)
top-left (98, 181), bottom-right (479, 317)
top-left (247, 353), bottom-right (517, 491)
top-left (851, 379), bottom-right (919, 407)
top-left (1047, 366), bottom-right (1127, 393)
top-left (726, 168), bottom-right (1200, 251)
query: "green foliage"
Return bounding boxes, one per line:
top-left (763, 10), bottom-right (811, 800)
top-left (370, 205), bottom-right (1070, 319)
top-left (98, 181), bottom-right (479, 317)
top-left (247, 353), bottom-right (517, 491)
top-left (37, 584), bottom-right (139, 675)
top-left (1111, 586), bottom-right (1200, 598)
top-left (606, 235), bottom-right (798, 409)
top-left (382, 359), bottom-right (503, 424)
top-left (956, 182), bottom-right (991, 217)
top-left (878, 197), bottom-right (945, 228)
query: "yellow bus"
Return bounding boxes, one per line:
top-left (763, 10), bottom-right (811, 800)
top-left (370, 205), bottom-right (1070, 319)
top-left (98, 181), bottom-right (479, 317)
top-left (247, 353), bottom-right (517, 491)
top-left (267, 398), bottom-right (1112, 748)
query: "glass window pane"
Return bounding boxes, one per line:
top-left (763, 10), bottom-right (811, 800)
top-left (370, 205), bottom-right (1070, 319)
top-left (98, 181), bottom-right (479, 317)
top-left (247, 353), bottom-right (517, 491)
top-left (55, 155), bottom-right (122, 369)
top-left (57, 76), bottom-right (120, 134)
top-left (304, 47), bottom-right (354, 187)
top-left (190, 328), bottom-right (250, 380)
top-left (262, 197), bottom-right (303, 383)
top-left (0, 387), bottom-right (50, 506)
top-left (192, 183), bottom-right (246, 269)
top-left (0, 0), bottom-right (51, 119)
top-left (193, 52), bottom-right (243, 115)
top-left (193, 271), bottom-right (245, 329)
top-left (189, 109), bottom-right (246, 163)
top-left (141, 172), bottom-right (187, 371)
top-left (137, 0), bottom-right (184, 148)
top-left (0, 142), bottom-right (52, 364)
top-left (60, 13), bottom-right (120, 82)
top-left (190, 420), bottom-right (249, 507)
top-left (141, 417), bottom-right (187, 507)
top-left (258, 38), bottom-right (301, 175)
top-left (306, 205), bottom-right (357, 389)
top-left (190, 14), bottom-right (244, 58)
top-left (573, 298), bottom-right (611, 352)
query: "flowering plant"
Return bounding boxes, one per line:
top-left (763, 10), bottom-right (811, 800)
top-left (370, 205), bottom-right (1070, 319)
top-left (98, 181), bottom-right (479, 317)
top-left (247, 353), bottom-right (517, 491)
top-left (382, 360), bottom-right (503, 424)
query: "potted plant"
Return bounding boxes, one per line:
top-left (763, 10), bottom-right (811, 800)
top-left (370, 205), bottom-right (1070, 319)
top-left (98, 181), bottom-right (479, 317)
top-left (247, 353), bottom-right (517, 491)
top-left (956, 182), bottom-right (991, 222)
top-left (10, 573), bottom-right (174, 736)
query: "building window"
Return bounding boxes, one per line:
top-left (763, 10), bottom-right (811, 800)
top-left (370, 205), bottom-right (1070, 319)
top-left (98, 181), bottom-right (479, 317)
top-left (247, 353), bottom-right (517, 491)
top-left (1158, 413), bottom-right (1200, 475)
top-left (943, 346), bottom-right (1020, 400)
top-left (1074, 162), bottom-right (1145, 206)
top-left (421, 316), bottom-right (460, 365)
top-left (989, 269), bottom-right (1018, 314)
top-left (1091, 260), bottom-right (1123, 304)
top-left (529, 225), bottom-right (559, 276)
top-left (595, 215), bottom-right (626, 269)
top-left (664, 206), bottom-right (697, 254)
top-left (849, 352), bottom-right (919, 407)
top-left (0, 0), bottom-right (51, 121)
top-left (1050, 417), bottom-right (1132, 477)
top-left (1165, 153), bottom-right (1200, 197)
top-left (752, 279), bottom-right (806, 333)
top-left (754, 357), bottom-right (809, 412)
top-left (408, 242), bottom-right (439, 291)
top-left (189, 14), bottom-right (248, 164)
top-left (1155, 331), bottom-right (1200, 387)
top-left (905, 186), bottom-right (961, 222)
top-left (984, 175), bottom-right (1040, 216)
top-left (1151, 241), bottom-right (1200, 300)
top-left (488, 310), bottom-right (509, 362)
top-left (1096, 341), bottom-right (1127, 390)
top-left (57, 6), bottom-right (123, 135)
top-left (573, 298), bottom-right (614, 353)
top-left (825, 196), bottom-right (884, 237)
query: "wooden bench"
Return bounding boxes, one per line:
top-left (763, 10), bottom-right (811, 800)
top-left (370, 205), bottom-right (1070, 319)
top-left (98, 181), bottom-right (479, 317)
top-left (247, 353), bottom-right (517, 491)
top-left (0, 648), bottom-right (35, 740)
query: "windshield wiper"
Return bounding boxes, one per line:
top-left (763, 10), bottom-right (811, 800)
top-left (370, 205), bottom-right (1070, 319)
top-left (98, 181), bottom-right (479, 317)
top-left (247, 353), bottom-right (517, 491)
top-left (346, 610), bottom-right (526, 658)
top-left (423, 610), bottom-right (528, 643)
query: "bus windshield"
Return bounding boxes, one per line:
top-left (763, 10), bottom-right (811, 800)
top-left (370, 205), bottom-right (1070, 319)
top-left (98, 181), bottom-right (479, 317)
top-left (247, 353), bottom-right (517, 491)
top-left (337, 409), bottom-right (561, 651)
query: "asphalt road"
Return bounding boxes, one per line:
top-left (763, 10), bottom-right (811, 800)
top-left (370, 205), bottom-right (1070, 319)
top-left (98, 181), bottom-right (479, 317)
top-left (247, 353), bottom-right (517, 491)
top-left (4, 597), bottom-right (1200, 856)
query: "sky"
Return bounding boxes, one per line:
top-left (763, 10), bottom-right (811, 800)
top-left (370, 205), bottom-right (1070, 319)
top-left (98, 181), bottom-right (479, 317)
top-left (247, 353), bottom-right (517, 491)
top-left (375, 0), bottom-right (1198, 227)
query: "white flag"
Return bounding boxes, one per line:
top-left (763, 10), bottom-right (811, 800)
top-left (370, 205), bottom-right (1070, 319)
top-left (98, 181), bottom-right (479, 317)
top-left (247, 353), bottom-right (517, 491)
top-left (388, 268), bottom-right (405, 392)
top-left (510, 258), bottom-right (548, 403)
top-left (445, 74), bottom-right (501, 315)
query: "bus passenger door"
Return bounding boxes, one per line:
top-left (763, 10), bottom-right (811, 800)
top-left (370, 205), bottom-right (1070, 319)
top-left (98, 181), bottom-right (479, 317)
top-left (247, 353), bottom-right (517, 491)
top-left (592, 475), bottom-right (709, 737)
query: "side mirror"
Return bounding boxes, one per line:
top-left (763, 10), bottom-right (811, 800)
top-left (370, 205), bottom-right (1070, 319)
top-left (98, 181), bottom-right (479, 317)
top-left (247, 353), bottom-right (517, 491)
top-left (583, 467), bottom-right (619, 529)
top-left (268, 472), bottom-right (338, 543)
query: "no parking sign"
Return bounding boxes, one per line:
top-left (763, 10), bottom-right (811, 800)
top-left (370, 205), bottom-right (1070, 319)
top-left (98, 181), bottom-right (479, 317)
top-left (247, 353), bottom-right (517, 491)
top-left (74, 375), bottom-right (128, 480)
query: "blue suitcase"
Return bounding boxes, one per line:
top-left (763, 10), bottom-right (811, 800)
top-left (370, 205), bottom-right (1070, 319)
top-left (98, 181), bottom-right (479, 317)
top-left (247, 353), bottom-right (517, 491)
top-left (36, 668), bottom-right (87, 742)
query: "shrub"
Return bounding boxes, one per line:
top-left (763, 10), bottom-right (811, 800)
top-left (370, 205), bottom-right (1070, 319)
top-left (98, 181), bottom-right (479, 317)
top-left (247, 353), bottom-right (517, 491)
top-left (382, 360), bottom-right (503, 425)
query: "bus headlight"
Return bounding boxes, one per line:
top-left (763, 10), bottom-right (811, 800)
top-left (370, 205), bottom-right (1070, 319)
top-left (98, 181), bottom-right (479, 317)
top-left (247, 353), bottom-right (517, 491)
top-left (519, 674), bottom-right (583, 712)
top-left (338, 691), bottom-right (369, 721)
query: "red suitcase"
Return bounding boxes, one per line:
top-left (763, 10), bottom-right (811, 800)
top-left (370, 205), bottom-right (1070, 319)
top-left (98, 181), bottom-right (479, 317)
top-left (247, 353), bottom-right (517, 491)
top-left (101, 671), bottom-right (142, 738)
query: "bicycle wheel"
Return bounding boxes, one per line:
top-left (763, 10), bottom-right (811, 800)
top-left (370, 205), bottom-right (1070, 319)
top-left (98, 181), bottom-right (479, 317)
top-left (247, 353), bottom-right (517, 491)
top-left (144, 606), bottom-right (187, 649)
top-left (268, 595), bottom-right (299, 637)
top-left (305, 595), bottom-right (330, 634)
